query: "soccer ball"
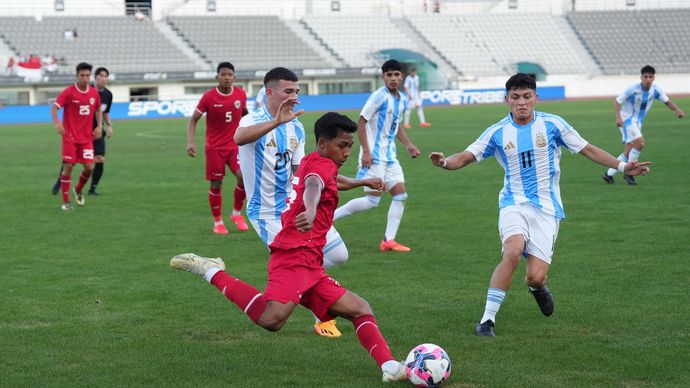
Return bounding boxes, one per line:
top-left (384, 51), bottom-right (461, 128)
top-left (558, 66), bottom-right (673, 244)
top-left (404, 343), bottom-right (452, 387)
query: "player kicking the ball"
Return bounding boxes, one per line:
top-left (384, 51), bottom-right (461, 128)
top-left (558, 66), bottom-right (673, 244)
top-left (187, 62), bottom-right (249, 234)
top-left (429, 73), bottom-right (651, 337)
top-left (170, 112), bottom-right (406, 382)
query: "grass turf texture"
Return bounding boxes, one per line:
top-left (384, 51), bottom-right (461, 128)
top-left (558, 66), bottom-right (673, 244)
top-left (2, 98), bottom-right (689, 387)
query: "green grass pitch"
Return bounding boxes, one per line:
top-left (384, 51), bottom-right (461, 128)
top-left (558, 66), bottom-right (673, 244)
top-left (1, 97), bottom-right (689, 387)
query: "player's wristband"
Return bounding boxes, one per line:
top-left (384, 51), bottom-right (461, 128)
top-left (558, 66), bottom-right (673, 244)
top-left (617, 161), bottom-right (626, 173)
top-left (441, 159), bottom-right (448, 168)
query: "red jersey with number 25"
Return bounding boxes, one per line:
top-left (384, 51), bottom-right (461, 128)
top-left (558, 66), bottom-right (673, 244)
top-left (54, 84), bottom-right (101, 144)
top-left (196, 87), bottom-right (247, 150)
top-left (271, 152), bottom-right (339, 253)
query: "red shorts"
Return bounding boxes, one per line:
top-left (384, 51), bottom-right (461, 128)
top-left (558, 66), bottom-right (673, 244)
top-left (264, 246), bottom-right (347, 322)
top-left (206, 147), bottom-right (240, 180)
top-left (62, 140), bottom-right (94, 164)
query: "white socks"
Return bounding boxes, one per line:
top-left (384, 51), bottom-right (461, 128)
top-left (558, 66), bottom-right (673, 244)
top-left (384, 194), bottom-right (407, 241)
top-left (628, 148), bottom-right (641, 163)
top-left (334, 195), bottom-right (380, 220)
top-left (480, 288), bottom-right (506, 324)
top-left (607, 153), bottom-right (627, 177)
top-left (323, 240), bottom-right (348, 269)
top-left (404, 109), bottom-right (411, 125)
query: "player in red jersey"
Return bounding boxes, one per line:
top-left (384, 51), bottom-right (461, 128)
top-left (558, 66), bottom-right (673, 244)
top-left (187, 62), bottom-right (249, 234)
top-left (51, 62), bottom-right (102, 210)
top-left (170, 113), bottom-right (407, 383)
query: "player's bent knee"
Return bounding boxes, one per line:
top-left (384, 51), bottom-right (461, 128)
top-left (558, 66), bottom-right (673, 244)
top-left (392, 192), bottom-right (408, 202)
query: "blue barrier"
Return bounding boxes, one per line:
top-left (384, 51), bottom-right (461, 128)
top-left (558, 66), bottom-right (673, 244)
top-left (0, 86), bottom-right (564, 125)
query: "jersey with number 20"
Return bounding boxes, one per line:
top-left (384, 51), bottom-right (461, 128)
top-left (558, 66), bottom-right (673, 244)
top-left (238, 106), bottom-right (306, 220)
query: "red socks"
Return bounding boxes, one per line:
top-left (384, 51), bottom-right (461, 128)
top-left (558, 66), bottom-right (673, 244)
top-left (209, 187), bottom-right (222, 221)
top-left (60, 174), bottom-right (71, 203)
top-left (210, 271), bottom-right (266, 323)
top-left (75, 171), bottom-right (90, 193)
top-left (353, 315), bottom-right (395, 367)
top-left (233, 186), bottom-right (246, 213)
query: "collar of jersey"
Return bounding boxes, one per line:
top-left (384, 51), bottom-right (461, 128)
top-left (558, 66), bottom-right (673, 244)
top-left (508, 112), bottom-right (536, 128)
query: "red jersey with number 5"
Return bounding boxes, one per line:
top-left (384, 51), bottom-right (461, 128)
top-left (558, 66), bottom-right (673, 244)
top-left (54, 84), bottom-right (101, 144)
top-left (196, 87), bottom-right (247, 150)
top-left (271, 152), bottom-right (339, 252)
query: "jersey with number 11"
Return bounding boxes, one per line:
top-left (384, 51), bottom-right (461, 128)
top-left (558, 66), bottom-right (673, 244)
top-left (238, 106), bottom-right (306, 220)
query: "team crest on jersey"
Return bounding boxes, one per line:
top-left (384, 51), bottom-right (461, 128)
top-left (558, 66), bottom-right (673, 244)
top-left (234, 100), bottom-right (241, 109)
top-left (535, 132), bottom-right (547, 148)
top-left (89, 98), bottom-right (95, 105)
top-left (289, 137), bottom-right (298, 150)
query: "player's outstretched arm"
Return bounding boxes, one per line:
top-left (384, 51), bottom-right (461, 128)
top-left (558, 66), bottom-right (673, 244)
top-left (429, 151), bottom-right (476, 170)
top-left (578, 144), bottom-right (651, 176)
top-left (295, 175), bottom-right (324, 232)
top-left (357, 116), bottom-right (373, 168)
top-left (186, 109), bottom-right (203, 157)
top-left (234, 96), bottom-right (303, 146)
top-left (51, 104), bottom-right (64, 134)
top-left (336, 175), bottom-right (384, 191)
top-left (396, 126), bottom-right (420, 158)
top-left (665, 100), bottom-right (684, 118)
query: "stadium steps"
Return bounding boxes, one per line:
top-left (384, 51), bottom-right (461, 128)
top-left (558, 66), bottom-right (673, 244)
top-left (297, 19), bottom-right (345, 66)
top-left (153, 21), bottom-right (211, 71)
top-left (392, 17), bottom-right (461, 79)
top-left (283, 19), bottom-right (340, 68)
top-left (552, 15), bottom-right (601, 76)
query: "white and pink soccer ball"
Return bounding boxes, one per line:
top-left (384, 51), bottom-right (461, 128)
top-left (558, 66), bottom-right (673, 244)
top-left (404, 343), bottom-right (452, 387)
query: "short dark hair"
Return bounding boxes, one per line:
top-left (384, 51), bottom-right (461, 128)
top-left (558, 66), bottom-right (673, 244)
top-left (641, 65), bottom-right (656, 75)
top-left (217, 62), bottom-right (235, 74)
top-left (505, 73), bottom-right (536, 92)
top-left (95, 67), bottom-right (109, 77)
top-left (264, 67), bottom-right (298, 87)
top-left (381, 59), bottom-right (402, 73)
top-left (314, 112), bottom-right (357, 142)
top-left (76, 62), bottom-right (92, 74)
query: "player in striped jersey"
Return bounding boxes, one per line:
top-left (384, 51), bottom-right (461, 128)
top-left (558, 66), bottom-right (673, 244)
top-left (235, 67), bottom-right (383, 338)
top-left (402, 67), bottom-right (431, 129)
top-left (334, 59), bottom-right (421, 252)
top-left (603, 65), bottom-right (684, 185)
top-left (429, 73), bottom-right (651, 337)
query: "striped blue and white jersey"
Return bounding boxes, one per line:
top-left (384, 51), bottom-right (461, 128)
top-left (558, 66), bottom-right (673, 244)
top-left (238, 106), bottom-right (306, 220)
top-left (359, 86), bottom-right (409, 165)
top-left (466, 112), bottom-right (589, 219)
top-left (616, 83), bottom-right (669, 124)
top-left (404, 74), bottom-right (420, 100)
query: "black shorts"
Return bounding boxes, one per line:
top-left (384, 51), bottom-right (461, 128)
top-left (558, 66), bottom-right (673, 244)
top-left (93, 137), bottom-right (106, 156)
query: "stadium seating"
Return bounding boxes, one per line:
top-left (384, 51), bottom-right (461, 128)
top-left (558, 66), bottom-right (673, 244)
top-left (567, 9), bottom-right (690, 75)
top-left (407, 13), bottom-right (592, 77)
top-left (300, 15), bottom-right (422, 68)
top-left (0, 16), bottom-right (198, 73)
top-left (166, 16), bottom-right (331, 70)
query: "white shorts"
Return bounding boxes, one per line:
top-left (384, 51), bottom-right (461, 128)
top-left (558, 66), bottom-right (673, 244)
top-left (620, 121), bottom-right (643, 144)
top-left (407, 98), bottom-right (422, 109)
top-left (498, 203), bottom-right (560, 264)
top-left (356, 160), bottom-right (405, 192)
top-left (249, 218), bottom-right (345, 254)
